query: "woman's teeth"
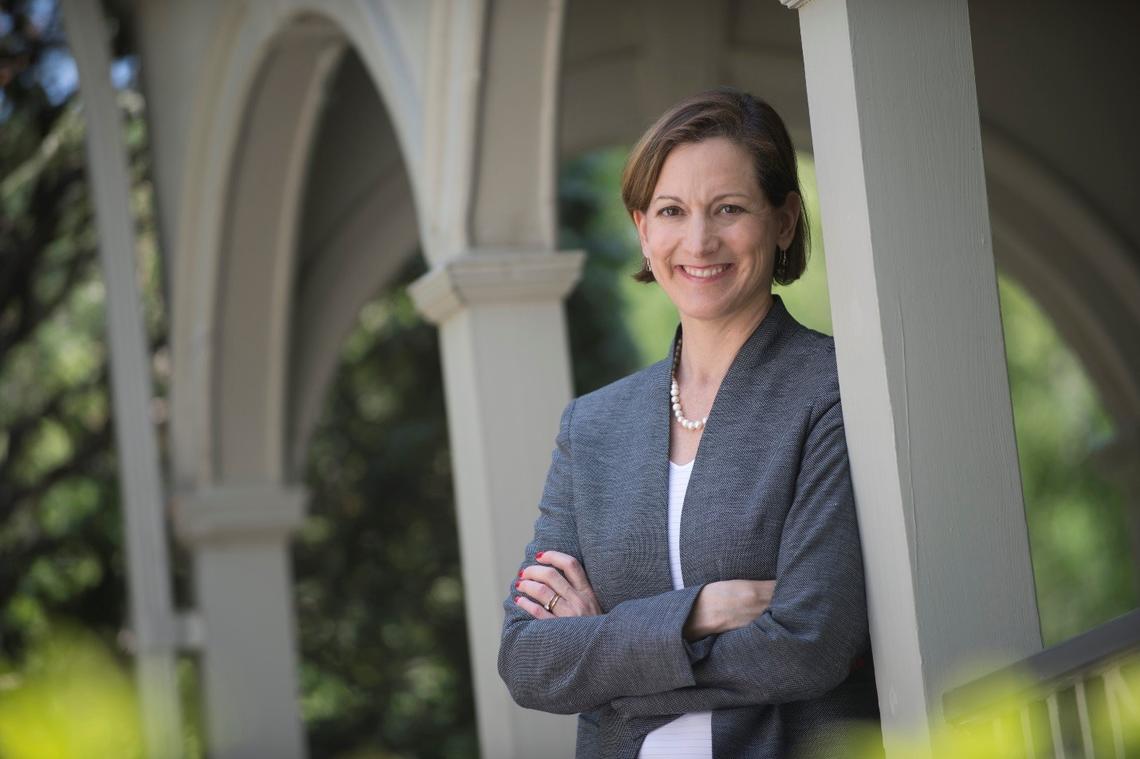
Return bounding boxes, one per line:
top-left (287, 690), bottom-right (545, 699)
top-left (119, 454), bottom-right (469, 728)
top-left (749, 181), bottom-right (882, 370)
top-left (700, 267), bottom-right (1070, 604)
top-left (682, 264), bottom-right (729, 278)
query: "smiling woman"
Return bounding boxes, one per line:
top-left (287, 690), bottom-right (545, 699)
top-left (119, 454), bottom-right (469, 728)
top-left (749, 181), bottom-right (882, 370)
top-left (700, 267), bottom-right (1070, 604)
top-left (631, 138), bottom-right (799, 332)
top-left (498, 89), bottom-right (880, 758)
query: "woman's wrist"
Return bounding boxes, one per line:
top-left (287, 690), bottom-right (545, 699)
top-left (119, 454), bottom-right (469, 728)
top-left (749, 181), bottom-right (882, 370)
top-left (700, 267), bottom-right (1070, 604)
top-left (683, 582), bottom-right (722, 640)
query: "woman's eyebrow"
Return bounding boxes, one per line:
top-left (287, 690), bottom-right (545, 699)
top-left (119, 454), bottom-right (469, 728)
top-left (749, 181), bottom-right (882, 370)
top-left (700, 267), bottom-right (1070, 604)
top-left (652, 192), bottom-right (753, 204)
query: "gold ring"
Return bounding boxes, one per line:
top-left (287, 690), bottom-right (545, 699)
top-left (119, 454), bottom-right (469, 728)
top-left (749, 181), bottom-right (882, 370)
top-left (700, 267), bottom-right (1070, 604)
top-left (545, 593), bottom-right (561, 613)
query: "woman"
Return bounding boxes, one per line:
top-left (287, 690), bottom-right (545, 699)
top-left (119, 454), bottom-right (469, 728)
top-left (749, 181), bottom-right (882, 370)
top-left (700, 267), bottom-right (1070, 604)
top-left (498, 89), bottom-right (879, 758)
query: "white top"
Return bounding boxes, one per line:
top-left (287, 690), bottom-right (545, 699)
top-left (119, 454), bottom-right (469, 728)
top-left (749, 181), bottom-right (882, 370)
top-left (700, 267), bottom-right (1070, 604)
top-left (638, 459), bottom-right (713, 759)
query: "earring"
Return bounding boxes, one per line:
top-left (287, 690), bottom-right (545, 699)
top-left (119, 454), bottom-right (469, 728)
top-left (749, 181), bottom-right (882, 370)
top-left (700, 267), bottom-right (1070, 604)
top-left (776, 247), bottom-right (787, 276)
top-left (644, 257), bottom-right (653, 273)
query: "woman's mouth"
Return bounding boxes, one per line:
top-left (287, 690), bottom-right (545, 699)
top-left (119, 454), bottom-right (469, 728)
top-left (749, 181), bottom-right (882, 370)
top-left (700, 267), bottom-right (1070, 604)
top-left (678, 263), bottom-right (732, 280)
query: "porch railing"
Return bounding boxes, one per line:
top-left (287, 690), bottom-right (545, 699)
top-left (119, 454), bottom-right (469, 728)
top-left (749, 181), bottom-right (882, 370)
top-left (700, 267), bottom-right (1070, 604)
top-left (943, 609), bottom-right (1140, 757)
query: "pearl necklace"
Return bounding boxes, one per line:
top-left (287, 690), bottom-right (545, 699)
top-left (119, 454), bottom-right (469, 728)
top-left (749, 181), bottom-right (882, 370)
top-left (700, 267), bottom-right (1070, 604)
top-left (670, 337), bottom-right (707, 431)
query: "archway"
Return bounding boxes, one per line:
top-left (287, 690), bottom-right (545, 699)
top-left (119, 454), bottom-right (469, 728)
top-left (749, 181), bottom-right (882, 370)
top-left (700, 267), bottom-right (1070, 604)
top-left (169, 10), bottom-right (429, 756)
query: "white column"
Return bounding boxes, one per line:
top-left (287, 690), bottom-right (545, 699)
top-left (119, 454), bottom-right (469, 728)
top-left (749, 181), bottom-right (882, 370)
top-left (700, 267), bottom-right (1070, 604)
top-left (417, 1), bottom-right (582, 753)
top-left (61, 2), bottom-right (183, 756)
top-left (409, 250), bottom-right (584, 758)
top-left (174, 486), bottom-right (308, 759)
top-left (785, 0), bottom-right (1042, 751)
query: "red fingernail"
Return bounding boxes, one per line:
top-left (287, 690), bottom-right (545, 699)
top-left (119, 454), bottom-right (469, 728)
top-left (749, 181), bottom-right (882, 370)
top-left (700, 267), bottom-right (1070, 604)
top-left (518, 570), bottom-right (524, 578)
top-left (514, 596), bottom-right (522, 603)
top-left (515, 580), bottom-right (521, 589)
top-left (536, 551), bottom-right (545, 559)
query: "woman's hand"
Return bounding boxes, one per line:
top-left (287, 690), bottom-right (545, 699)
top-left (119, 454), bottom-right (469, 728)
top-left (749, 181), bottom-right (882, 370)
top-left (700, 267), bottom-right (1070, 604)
top-left (683, 579), bottom-right (776, 641)
top-left (515, 550), bottom-right (602, 619)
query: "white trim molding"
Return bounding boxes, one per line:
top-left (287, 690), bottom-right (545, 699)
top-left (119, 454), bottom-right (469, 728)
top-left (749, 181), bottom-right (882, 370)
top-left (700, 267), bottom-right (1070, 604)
top-left (780, 0), bottom-right (814, 9)
top-left (408, 249), bottom-right (585, 324)
top-left (173, 485), bottom-right (308, 545)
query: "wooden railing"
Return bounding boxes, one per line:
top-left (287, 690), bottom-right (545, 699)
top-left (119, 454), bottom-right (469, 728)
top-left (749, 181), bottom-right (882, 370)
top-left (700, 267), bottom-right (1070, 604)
top-left (943, 610), bottom-right (1140, 757)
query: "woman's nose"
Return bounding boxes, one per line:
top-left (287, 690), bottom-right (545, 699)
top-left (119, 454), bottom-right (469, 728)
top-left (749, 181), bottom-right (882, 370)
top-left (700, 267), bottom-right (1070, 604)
top-left (683, 216), bottom-right (716, 257)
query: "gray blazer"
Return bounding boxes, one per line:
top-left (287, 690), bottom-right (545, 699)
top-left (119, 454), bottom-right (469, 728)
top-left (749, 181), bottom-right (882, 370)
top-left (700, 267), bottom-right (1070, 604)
top-left (499, 297), bottom-right (880, 758)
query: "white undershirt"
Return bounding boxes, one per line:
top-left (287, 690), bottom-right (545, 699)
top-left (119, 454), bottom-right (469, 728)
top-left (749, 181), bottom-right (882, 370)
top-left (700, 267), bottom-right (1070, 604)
top-left (638, 459), bottom-right (713, 759)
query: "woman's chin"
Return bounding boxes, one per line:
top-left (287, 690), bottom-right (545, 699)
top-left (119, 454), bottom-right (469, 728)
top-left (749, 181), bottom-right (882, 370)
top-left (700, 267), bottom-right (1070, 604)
top-left (675, 295), bottom-right (770, 327)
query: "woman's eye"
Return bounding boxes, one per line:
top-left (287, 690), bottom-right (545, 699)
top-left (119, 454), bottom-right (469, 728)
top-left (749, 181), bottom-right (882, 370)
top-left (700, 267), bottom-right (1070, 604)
top-left (658, 206), bottom-right (682, 217)
top-left (718, 204), bottom-right (744, 215)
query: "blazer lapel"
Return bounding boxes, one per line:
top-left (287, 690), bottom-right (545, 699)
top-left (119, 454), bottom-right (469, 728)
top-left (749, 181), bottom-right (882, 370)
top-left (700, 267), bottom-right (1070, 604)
top-left (615, 335), bottom-right (677, 599)
top-left (679, 297), bottom-right (793, 586)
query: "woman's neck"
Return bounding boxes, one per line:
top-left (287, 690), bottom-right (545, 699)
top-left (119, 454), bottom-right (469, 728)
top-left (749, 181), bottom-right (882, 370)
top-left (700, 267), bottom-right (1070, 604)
top-left (675, 294), bottom-right (775, 389)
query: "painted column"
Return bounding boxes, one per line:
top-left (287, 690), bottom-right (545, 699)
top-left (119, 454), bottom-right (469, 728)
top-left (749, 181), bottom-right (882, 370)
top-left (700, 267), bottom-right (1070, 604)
top-left (61, 1), bottom-right (184, 756)
top-left (409, 251), bottom-right (584, 758)
top-left (782, 0), bottom-right (1042, 751)
top-left (416, 1), bottom-right (581, 754)
top-left (174, 486), bottom-right (308, 759)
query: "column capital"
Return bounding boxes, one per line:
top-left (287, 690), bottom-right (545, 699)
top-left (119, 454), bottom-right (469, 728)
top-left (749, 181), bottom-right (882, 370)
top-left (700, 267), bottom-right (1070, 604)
top-left (408, 248), bottom-right (586, 325)
top-left (173, 484), bottom-right (308, 545)
top-left (779, 0), bottom-right (814, 9)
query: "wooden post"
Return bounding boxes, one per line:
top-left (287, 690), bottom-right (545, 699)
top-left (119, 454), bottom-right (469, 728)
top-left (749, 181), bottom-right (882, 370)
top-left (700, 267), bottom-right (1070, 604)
top-left (784, 0), bottom-right (1042, 751)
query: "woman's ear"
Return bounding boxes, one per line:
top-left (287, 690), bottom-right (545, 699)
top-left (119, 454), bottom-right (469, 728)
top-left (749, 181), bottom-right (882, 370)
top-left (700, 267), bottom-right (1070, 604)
top-left (632, 209), bottom-right (649, 249)
top-left (777, 192), bottom-right (802, 249)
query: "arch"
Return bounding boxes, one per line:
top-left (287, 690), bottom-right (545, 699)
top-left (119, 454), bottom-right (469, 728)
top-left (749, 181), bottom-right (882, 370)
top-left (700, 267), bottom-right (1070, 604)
top-left (982, 127), bottom-right (1140, 427)
top-left (169, 1), bottom-right (426, 487)
top-left (286, 48), bottom-right (421, 477)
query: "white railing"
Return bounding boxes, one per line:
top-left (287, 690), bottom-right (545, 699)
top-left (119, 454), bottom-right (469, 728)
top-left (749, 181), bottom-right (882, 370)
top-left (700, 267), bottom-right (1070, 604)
top-left (943, 610), bottom-right (1140, 757)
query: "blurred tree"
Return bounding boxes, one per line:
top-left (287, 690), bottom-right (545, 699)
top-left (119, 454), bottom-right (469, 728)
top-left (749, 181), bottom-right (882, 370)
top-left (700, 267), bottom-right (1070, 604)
top-left (0, 0), bottom-right (154, 662)
top-left (294, 255), bottom-right (477, 758)
top-left (999, 277), bottom-right (1134, 645)
top-left (559, 147), bottom-right (643, 391)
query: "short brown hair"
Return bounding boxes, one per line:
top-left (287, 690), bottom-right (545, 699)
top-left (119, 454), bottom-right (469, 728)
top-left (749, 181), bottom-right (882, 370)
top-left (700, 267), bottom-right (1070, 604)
top-left (621, 88), bottom-right (809, 285)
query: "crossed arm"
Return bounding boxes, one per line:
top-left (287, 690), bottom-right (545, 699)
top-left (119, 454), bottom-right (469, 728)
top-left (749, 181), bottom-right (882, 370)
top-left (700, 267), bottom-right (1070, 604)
top-left (497, 398), bottom-right (868, 717)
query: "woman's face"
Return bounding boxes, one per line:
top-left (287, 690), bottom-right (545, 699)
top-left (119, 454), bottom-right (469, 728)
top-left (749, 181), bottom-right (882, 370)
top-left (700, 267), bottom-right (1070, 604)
top-left (633, 137), bottom-right (800, 329)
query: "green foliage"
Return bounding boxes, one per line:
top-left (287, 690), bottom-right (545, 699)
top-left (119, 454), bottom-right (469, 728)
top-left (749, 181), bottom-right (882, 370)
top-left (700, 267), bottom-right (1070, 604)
top-left (0, 1), bottom-right (140, 667)
top-left (0, 627), bottom-right (144, 758)
top-left (293, 256), bottom-right (478, 758)
top-left (773, 153), bottom-right (831, 335)
top-left (999, 277), bottom-right (1135, 644)
top-left (558, 147), bottom-right (643, 390)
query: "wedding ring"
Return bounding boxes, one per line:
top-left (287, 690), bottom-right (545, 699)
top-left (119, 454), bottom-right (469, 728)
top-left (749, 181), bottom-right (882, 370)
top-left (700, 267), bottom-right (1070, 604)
top-left (545, 593), bottom-right (562, 613)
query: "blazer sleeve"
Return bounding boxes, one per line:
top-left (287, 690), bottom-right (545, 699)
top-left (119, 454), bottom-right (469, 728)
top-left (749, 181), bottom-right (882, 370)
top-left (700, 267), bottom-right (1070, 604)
top-left (610, 397), bottom-right (870, 716)
top-left (498, 399), bottom-right (709, 715)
